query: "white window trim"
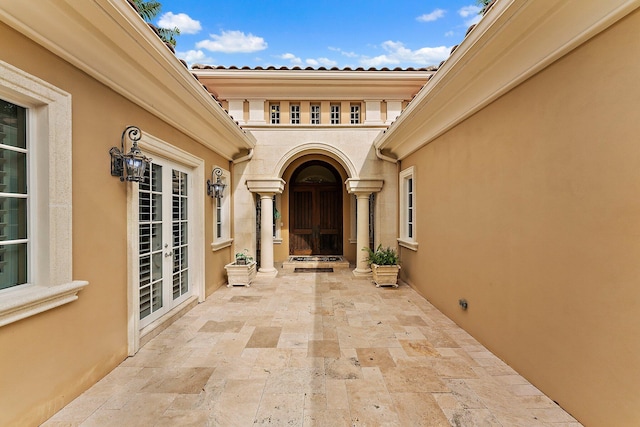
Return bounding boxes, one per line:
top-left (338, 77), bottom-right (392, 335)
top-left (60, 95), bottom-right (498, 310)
top-left (350, 103), bottom-right (361, 124)
top-left (0, 60), bottom-right (88, 327)
top-left (310, 104), bottom-right (320, 125)
top-left (270, 103), bottom-right (280, 124)
top-left (211, 166), bottom-right (232, 251)
top-left (398, 166), bottom-right (418, 251)
top-left (330, 104), bottom-right (340, 124)
top-left (290, 104), bottom-right (300, 125)
top-left (127, 134), bottom-right (205, 355)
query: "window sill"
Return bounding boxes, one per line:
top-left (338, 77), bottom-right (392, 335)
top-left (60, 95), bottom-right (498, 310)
top-left (398, 238), bottom-right (419, 251)
top-left (211, 238), bottom-right (233, 251)
top-left (274, 238), bottom-right (282, 245)
top-left (0, 280), bottom-right (89, 327)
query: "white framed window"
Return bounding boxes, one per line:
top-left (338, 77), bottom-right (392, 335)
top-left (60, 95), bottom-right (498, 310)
top-left (310, 104), bottom-right (320, 124)
top-left (0, 60), bottom-right (88, 327)
top-left (330, 104), bottom-right (340, 124)
top-left (350, 103), bottom-right (360, 124)
top-left (398, 166), bottom-right (418, 251)
top-left (290, 104), bottom-right (300, 124)
top-left (0, 99), bottom-right (28, 290)
top-left (211, 167), bottom-right (232, 251)
top-left (270, 103), bottom-right (280, 124)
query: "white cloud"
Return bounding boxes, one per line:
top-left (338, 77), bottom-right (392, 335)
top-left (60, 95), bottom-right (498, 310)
top-left (306, 57), bottom-right (338, 67)
top-left (279, 53), bottom-right (302, 65)
top-left (196, 30), bottom-right (267, 53)
top-left (176, 49), bottom-right (214, 66)
top-left (417, 9), bottom-right (446, 23)
top-left (329, 47), bottom-right (358, 58)
top-left (158, 12), bottom-right (201, 34)
top-left (360, 41), bottom-right (450, 68)
top-left (458, 5), bottom-right (483, 26)
top-left (445, 30), bottom-right (455, 37)
top-left (458, 5), bottom-right (482, 17)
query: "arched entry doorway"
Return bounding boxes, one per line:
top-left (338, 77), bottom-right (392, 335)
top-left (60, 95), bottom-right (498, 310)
top-left (289, 160), bottom-right (343, 255)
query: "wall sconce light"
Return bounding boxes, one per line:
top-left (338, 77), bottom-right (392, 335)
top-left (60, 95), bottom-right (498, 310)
top-left (207, 167), bottom-right (226, 199)
top-left (110, 125), bottom-right (152, 182)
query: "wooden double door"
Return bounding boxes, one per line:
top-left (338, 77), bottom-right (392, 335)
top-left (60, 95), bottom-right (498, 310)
top-left (289, 162), bottom-right (343, 255)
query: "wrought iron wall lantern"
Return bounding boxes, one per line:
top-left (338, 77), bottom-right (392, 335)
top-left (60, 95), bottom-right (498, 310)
top-left (110, 125), bottom-right (152, 182)
top-left (207, 167), bottom-right (226, 199)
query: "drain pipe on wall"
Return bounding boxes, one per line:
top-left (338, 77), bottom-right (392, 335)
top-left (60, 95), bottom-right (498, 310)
top-left (232, 148), bottom-right (254, 164)
top-left (375, 147), bottom-right (398, 164)
top-left (229, 148), bottom-right (254, 258)
top-left (375, 146), bottom-right (405, 283)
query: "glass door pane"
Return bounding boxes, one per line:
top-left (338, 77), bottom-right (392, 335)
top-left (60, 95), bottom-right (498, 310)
top-left (139, 163), bottom-right (163, 322)
top-left (171, 169), bottom-right (188, 300)
top-left (138, 159), bottom-right (191, 329)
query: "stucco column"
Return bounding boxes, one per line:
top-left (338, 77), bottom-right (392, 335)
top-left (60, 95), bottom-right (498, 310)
top-left (354, 193), bottom-right (372, 274)
top-left (258, 193), bottom-right (276, 274)
top-left (246, 178), bottom-right (285, 278)
top-left (346, 178), bottom-right (384, 277)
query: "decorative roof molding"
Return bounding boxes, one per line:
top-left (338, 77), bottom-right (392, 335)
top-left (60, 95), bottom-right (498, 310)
top-left (374, 0), bottom-right (640, 159)
top-left (0, 0), bottom-right (255, 159)
top-left (193, 67), bottom-right (434, 101)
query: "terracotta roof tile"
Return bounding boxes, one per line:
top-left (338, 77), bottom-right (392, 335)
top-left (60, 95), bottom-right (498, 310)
top-left (191, 64), bottom-right (437, 72)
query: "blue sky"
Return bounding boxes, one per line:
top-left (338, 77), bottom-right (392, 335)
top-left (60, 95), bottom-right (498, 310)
top-left (157, 1), bottom-right (485, 69)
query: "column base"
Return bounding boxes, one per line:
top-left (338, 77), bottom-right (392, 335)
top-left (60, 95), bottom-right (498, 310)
top-left (257, 268), bottom-right (278, 278)
top-left (352, 268), bottom-right (372, 277)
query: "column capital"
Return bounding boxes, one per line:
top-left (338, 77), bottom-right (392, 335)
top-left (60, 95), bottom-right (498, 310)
top-left (246, 178), bottom-right (285, 194)
top-left (345, 178), bottom-right (383, 195)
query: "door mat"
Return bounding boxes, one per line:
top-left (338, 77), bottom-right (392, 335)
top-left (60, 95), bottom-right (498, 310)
top-left (294, 267), bottom-right (334, 273)
top-left (289, 256), bottom-right (343, 262)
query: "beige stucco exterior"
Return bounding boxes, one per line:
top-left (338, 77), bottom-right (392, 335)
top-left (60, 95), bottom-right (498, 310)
top-left (0, 4), bottom-right (251, 425)
top-left (195, 68), bottom-right (430, 266)
top-left (1, 0), bottom-right (639, 425)
top-left (378, 2), bottom-right (640, 425)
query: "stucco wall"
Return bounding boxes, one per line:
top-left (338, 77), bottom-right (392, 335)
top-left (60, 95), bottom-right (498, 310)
top-left (399, 11), bottom-right (640, 426)
top-left (0, 23), bottom-right (230, 427)
top-left (234, 128), bottom-right (397, 264)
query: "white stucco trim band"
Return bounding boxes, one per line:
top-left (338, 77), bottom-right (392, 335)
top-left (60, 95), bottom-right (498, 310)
top-left (274, 142), bottom-right (358, 179)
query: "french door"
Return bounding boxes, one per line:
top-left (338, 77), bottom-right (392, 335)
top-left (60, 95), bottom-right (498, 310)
top-left (138, 158), bottom-right (191, 328)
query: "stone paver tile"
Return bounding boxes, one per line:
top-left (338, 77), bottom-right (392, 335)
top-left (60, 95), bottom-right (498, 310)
top-left (198, 320), bottom-right (245, 333)
top-left (325, 357), bottom-right (363, 380)
top-left (356, 347), bottom-right (396, 368)
top-left (307, 339), bottom-right (341, 358)
top-left (45, 267), bottom-right (581, 427)
top-left (382, 364), bottom-right (449, 393)
top-left (391, 392), bottom-right (450, 427)
top-left (209, 378), bottom-right (265, 426)
top-left (399, 339), bottom-right (440, 357)
top-left (245, 326), bottom-right (282, 348)
top-left (140, 367), bottom-right (214, 394)
top-left (254, 392), bottom-right (305, 426)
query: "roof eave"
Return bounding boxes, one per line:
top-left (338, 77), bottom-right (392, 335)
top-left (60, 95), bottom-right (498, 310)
top-left (0, 0), bottom-right (255, 159)
top-left (374, 0), bottom-right (640, 159)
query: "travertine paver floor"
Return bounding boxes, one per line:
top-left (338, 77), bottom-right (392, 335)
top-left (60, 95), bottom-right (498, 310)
top-left (44, 268), bottom-right (582, 427)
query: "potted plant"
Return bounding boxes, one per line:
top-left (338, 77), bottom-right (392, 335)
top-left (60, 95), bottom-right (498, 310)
top-left (235, 249), bottom-right (253, 265)
top-left (225, 249), bottom-right (256, 287)
top-left (363, 245), bottom-right (400, 288)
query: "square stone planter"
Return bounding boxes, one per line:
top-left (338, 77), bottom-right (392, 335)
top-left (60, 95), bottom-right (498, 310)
top-left (371, 264), bottom-right (400, 288)
top-left (224, 261), bottom-right (257, 287)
